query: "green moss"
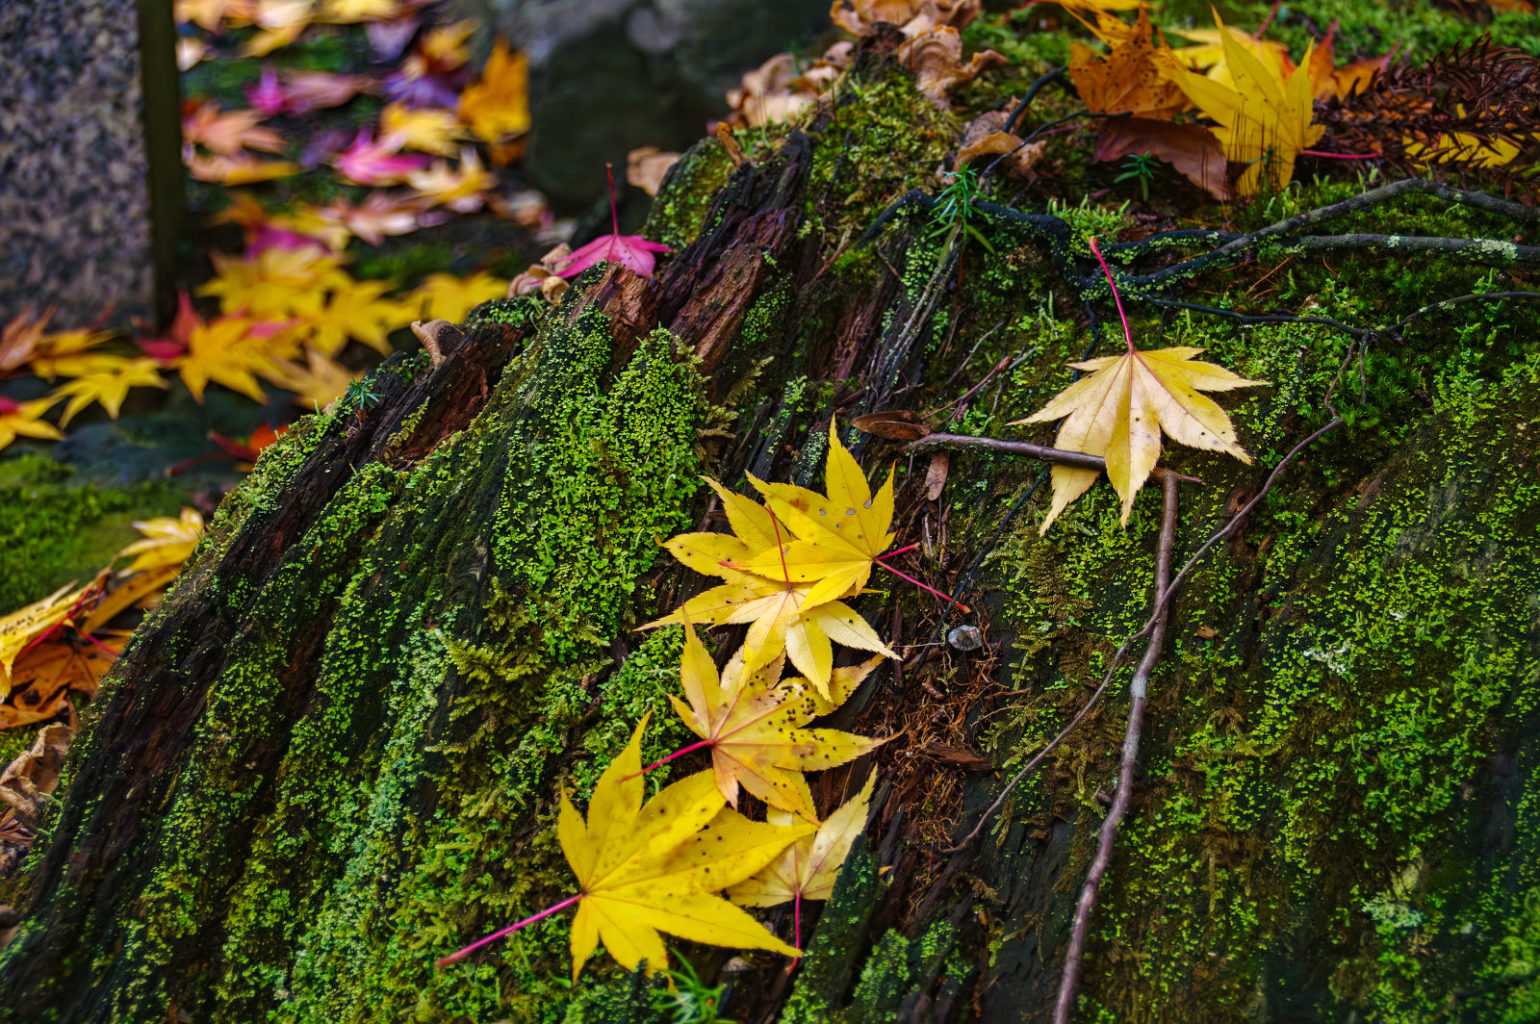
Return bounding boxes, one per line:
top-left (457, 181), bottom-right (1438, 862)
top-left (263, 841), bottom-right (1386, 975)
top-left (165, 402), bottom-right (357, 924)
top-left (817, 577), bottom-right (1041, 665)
top-left (492, 324), bottom-right (706, 659)
top-left (643, 139), bottom-right (736, 252)
top-left (0, 455), bottom-right (190, 611)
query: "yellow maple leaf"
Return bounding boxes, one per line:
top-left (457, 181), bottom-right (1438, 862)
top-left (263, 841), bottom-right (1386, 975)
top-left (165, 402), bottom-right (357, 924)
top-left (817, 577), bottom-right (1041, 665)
top-left (458, 40), bottom-right (531, 142)
top-left (1164, 23), bottom-right (1291, 87)
top-left (0, 397), bottom-right (64, 451)
top-left (175, 316), bottom-right (278, 403)
top-left (259, 347), bottom-right (361, 407)
top-left (646, 473), bottom-right (895, 697)
top-left (116, 508), bottom-right (205, 576)
top-left (407, 147), bottom-right (497, 212)
top-left (728, 771), bottom-right (875, 909)
top-left (669, 628), bottom-right (885, 821)
top-left (1017, 345), bottom-right (1264, 530)
top-left (405, 271), bottom-right (508, 323)
top-left (559, 722), bottom-right (810, 979)
top-left (742, 421), bottom-right (897, 611)
top-left (0, 584), bottom-right (83, 693)
top-left (50, 356), bottom-right (168, 426)
top-left (419, 20), bottom-right (476, 70)
top-left (644, 574), bottom-right (893, 700)
top-left (380, 103), bottom-right (467, 157)
top-left (1157, 15), bottom-right (1323, 194)
top-left (436, 717), bottom-right (809, 978)
top-left (28, 324), bottom-right (118, 379)
top-left (296, 278), bottom-right (410, 356)
top-left (202, 248), bottom-right (350, 320)
top-left (316, 0), bottom-right (398, 22)
top-left (174, 0), bottom-right (256, 32)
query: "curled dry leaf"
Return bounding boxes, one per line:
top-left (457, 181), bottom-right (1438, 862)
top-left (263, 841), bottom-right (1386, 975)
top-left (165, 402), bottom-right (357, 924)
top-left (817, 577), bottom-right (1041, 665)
top-left (0, 724), bottom-right (73, 828)
top-left (898, 25), bottom-right (1006, 107)
top-left (924, 451), bottom-right (949, 501)
top-left (851, 409), bottom-right (932, 441)
top-left (722, 48), bottom-right (846, 130)
top-left (830, 0), bottom-right (981, 37)
top-left (626, 147), bottom-right (680, 197)
top-left (507, 244), bottom-right (573, 303)
top-left (0, 306), bottom-right (54, 375)
top-left (956, 110), bottom-right (1044, 176)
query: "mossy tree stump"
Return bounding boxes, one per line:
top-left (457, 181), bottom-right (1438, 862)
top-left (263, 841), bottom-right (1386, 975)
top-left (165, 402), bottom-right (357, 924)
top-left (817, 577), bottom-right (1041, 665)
top-left (2, 40), bottom-right (1539, 1024)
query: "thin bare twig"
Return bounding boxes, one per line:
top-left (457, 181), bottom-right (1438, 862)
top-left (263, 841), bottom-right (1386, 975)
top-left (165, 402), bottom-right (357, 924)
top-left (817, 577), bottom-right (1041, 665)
top-left (1052, 472), bottom-right (1178, 1024)
top-left (906, 432), bottom-right (1202, 485)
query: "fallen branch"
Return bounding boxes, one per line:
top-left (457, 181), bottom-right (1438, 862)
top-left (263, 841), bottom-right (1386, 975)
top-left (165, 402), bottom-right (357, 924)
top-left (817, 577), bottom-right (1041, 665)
top-left (1052, 471), bottom-right (1179, 1024)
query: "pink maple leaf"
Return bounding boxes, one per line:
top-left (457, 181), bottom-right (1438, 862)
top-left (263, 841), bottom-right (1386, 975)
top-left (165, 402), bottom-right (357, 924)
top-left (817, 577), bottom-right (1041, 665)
top-left (557, 163), bottom-right (671, 279)
top-left (245, 66), bottom-right (287, 117)
top-left (137, 291), bottom-right (200, 361)
top-left (333, 128), bottom-right (428, 186)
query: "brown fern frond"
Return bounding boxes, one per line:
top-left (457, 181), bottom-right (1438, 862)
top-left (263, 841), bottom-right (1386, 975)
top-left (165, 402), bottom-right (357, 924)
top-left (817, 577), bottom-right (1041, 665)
top-left (1317, 37), bottom-right (1540, 181)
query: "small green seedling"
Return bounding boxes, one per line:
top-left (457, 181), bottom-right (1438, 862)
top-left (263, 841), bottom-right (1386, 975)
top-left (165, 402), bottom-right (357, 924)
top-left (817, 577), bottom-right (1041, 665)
top-left (929, 165), bottom-right (997, 255)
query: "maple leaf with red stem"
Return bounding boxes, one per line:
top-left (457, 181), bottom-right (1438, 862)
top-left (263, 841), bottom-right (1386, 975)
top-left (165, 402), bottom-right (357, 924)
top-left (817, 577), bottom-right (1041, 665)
top-left (557, 164), bottom-right (671, 279)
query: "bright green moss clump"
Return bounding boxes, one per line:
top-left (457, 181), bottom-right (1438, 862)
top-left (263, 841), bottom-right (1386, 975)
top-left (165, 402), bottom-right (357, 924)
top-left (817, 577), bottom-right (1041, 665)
top-left (0, 455), bottom-right (190, 611)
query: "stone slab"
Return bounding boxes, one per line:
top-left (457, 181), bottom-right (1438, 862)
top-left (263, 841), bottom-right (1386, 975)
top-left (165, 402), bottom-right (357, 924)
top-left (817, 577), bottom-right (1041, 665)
top-left (0, 0), bottom-right (163, 329)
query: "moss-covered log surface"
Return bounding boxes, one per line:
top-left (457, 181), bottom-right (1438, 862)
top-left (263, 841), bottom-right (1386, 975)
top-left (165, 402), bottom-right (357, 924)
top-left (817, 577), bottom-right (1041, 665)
top-left (5, 28), bottom-right (1540, 1024)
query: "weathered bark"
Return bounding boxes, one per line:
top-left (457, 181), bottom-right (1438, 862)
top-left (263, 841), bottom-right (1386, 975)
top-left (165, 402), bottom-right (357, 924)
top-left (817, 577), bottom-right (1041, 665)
top-left (2, 44), bottom-right (1538, 1024)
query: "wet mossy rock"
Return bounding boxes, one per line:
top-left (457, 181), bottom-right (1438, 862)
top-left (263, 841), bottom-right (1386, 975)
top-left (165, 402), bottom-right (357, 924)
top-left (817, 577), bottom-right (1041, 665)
top-left (4, 33), bottom-right (1540, 1024)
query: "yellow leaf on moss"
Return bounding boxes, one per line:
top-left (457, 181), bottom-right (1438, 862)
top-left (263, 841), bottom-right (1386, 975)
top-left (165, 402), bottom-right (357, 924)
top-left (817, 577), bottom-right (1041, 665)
top-left (1157, 14), bottom-right (1323, 194)
top-left (743, 420), bottom-right (896, 611)
top-left (670, 628), bottom-right (885, 821)
top-left (728, 771), bottom-right (875, 908)
top-left (50, 357), bottom-right (168, 426)
top-left (1016, 346), bottom-right (1264, 530)
top-left (557, 717), bottom-right (811, 980)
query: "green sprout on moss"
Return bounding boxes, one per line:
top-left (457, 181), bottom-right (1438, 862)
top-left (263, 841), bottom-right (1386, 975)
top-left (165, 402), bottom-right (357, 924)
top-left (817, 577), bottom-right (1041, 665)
top-left (929, 164), bottom-right (997, 255)
top-left (1115, 153), bottom-right (1161, 202)
top-left (651, 954), bottom-right (732, 1024)
top-left (343, 377), bottom-right (380, 415)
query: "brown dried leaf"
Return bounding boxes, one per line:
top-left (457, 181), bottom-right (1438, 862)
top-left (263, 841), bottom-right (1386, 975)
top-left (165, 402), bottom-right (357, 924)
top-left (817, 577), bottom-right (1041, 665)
top-left (852, 409), bottom-right (932, 441)
top-left (1068, 10), bottom-right (1187, 119)
top-left (0, 724), bottom-right (72, 827)
top-left (899, 26), bottom-right (1006, 107)
top-left (626, 146), bottom-right (680, 197)
top-left (924, 451), bottom-right (949, 501)
top-left (1094, 117), bottom-right (1231, 201)
top-left (957, 111), bottom-right (1044, 176)
top-left (830, 0), bottom-right (981, 36)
